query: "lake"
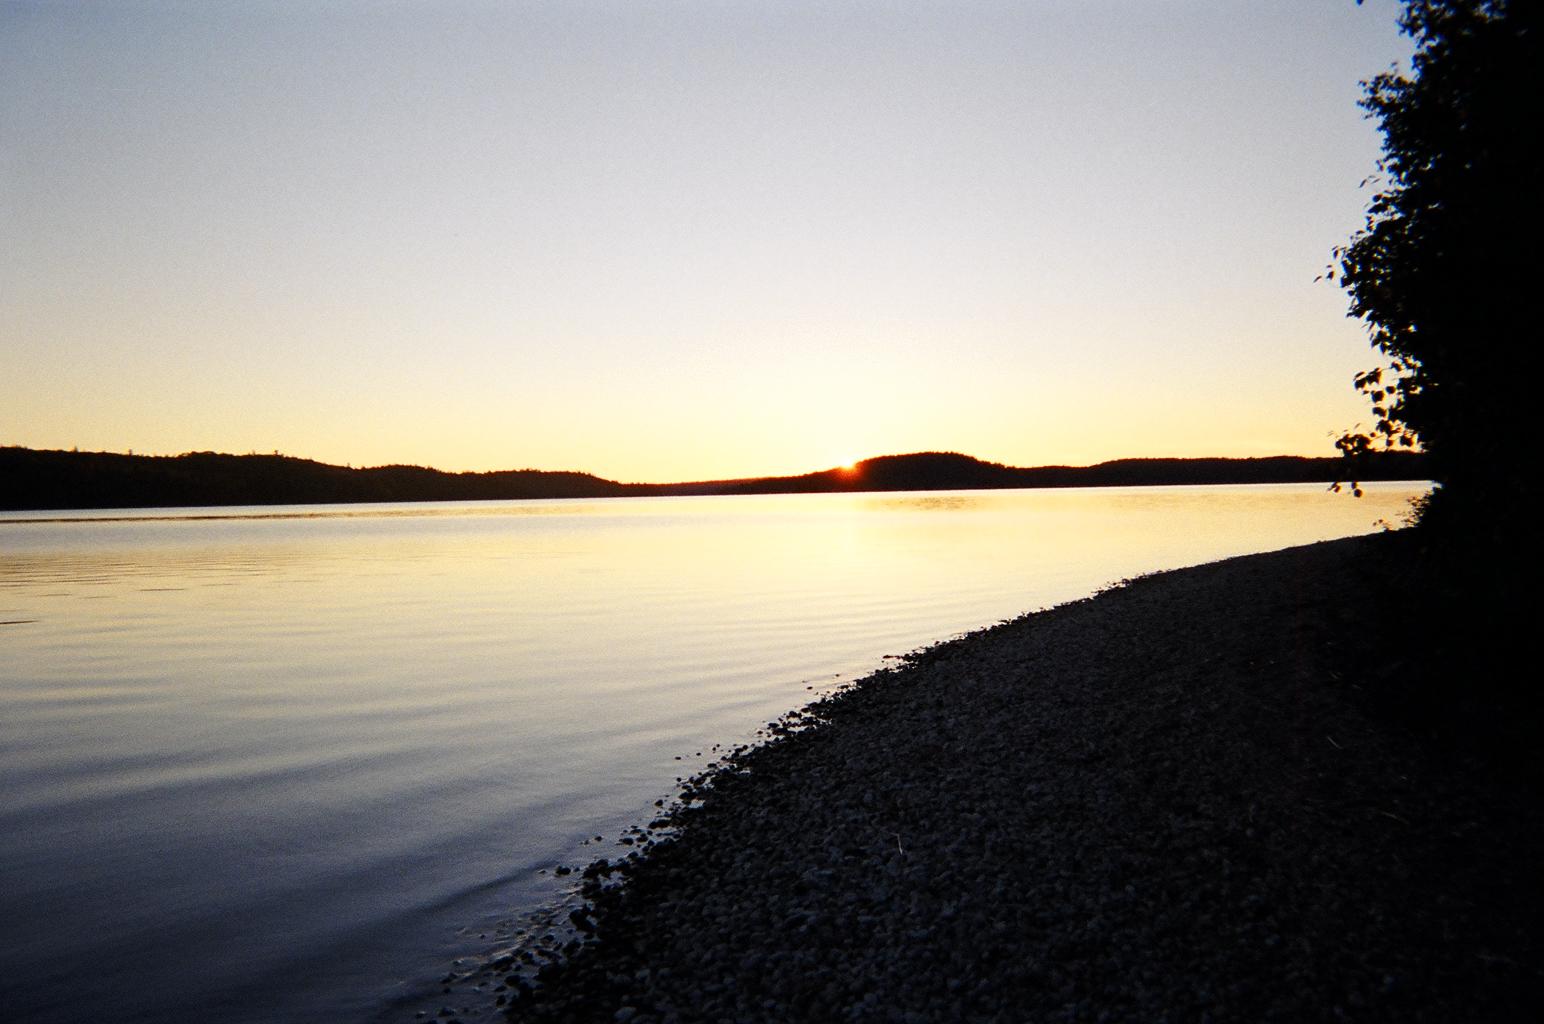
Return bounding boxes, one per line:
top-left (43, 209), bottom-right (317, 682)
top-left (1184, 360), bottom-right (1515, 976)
top-left (0, 482), bottom-right (1424, 1023)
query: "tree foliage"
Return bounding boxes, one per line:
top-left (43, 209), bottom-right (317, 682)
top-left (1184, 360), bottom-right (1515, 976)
top-left (1335, 0), bottom-right (1541, 529)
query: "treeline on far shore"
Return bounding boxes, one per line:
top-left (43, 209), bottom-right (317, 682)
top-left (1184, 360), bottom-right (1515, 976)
top-left (0, 446), bottom-right (1430, 513)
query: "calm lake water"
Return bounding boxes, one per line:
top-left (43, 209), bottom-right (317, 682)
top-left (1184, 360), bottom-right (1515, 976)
top-left (0, 483), bottom-right (1423, 1023)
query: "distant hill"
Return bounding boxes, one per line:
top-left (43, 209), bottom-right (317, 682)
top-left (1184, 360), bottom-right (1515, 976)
top-left (0, 448), bottom-right (631, 511)
top-left (0, 446), bottom-right (1429, 512)
top-left (638, 451), bottom-right (1430, 496)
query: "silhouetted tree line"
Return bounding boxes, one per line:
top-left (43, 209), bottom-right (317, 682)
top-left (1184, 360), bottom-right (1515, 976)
top-left (686, 452), bottom-right (1429, 496)
top-left (0, 446), bottom-right (1428, 512)
top-left (1337, 0), bottom-right (1538, 538)
top-left (1335, 0), bottom-right (1541, 724)
top-left (0, 448), bottom-right (631, 511)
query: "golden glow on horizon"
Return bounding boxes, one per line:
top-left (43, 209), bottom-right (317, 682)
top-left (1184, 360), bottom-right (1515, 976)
top-left (0, 3), bottom-right (1414, 484)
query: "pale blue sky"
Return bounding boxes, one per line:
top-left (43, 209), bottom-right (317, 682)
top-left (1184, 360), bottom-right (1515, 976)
top-left (2, 0), bottom-right (1409, 480)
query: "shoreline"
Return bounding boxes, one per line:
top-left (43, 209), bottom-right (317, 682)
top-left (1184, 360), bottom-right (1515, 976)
top-left (464, 533), bottom-right (1539, 1022)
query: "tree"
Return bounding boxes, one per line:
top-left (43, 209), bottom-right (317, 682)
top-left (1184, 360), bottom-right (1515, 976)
top-left (1335, 0), bottom-right (1541, 544)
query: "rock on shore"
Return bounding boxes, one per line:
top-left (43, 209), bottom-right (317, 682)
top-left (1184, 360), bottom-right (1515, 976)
top-left (502, 533), bottom-right (1542, 1023)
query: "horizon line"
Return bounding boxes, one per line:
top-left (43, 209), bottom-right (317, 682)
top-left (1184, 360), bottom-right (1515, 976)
top-left (3, 443), bottom-right (1421, 489)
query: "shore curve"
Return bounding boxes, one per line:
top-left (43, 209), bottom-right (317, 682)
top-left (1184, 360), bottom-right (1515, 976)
top-left (471, 533), bottom-right (1542, 1023)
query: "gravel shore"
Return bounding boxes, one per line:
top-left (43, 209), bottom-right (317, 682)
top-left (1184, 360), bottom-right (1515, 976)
top-left (492, 533), bottom-right (1541, 1023)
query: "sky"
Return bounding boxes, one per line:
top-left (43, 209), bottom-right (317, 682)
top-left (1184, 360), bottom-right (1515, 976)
top-left (1, 1), bottom-right (1412, 483)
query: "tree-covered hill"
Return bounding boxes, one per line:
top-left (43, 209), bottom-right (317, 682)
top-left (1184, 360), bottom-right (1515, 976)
top-left (0, 446), bottom-right (1429, 512)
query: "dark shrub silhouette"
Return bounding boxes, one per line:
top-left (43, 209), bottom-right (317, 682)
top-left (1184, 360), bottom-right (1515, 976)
top-left (1335, 0), bottom-right (1540, 539)
top-left (1335, 0), bottom-right (1542, 718)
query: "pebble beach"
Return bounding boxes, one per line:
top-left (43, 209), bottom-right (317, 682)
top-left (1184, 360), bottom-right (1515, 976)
top-left (440, 532), bottom-right (1541, 1023)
